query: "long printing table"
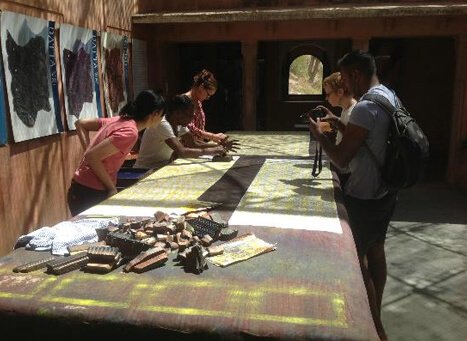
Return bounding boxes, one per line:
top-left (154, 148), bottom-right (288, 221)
top-left (0, 132), bottom-right (378, 340)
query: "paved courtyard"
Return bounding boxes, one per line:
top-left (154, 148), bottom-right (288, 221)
top-left (382, 182), bottom-right (467, 341)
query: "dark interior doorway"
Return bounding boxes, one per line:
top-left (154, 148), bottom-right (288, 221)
top-left (176, 42), bottom-right (243, 134)
top-left (370, 37), bottom-right (455, 181)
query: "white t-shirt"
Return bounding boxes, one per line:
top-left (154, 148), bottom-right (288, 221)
top-left (134, 117), bottom-right (189, 169)
top-left (336, 101), bottom-right (356, 145)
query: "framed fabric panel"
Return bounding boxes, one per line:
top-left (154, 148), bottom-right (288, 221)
top-left (60, 24), bottom-right (102, 130)
top-left (0, 11), bottom-right (62, 142)
top-left (0, 53), bottom-right (7, 145)
top-left (101, 32), bottom-right (129, 117)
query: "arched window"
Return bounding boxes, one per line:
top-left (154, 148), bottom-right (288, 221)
top-left (289, 54), bottom-right (323, 95)
top-left (283, 44), bottom-right (330, 100)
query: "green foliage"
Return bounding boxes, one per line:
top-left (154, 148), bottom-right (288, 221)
top-left (289, 55), bottom-right (323, 95)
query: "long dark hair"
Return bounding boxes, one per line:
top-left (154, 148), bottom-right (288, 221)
top-left (119, 90), bottom-right (165, 121)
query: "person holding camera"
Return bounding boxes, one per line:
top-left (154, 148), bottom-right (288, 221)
top-left (318, 72), bottom-right (357, 188)
top-left (308, 51), bottom-right (399, 341)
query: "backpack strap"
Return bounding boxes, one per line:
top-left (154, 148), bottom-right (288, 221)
top-left (361, 93), bottom-right (397, 118)
top-left (360, 92), bottom-right (398, 171)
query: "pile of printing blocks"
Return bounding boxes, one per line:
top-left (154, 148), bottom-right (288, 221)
top-left (13, 211), bottom-right (238, 275)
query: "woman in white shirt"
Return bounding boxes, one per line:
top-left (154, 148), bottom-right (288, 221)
top-left (317, 72), bottom-right (357, 187)
top-left (134, 95), bottom-right (236, 169)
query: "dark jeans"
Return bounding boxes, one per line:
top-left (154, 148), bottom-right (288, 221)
top-left (67, 180), bottom-right (108, 217)
top-left (344, 191), bottom-right (397, 256)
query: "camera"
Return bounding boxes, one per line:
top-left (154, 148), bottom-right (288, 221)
top-left (300, 107), bottom-right (326, 120)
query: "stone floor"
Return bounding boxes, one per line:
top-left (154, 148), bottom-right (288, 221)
top-left (382, 182), bottom-right (467, 341)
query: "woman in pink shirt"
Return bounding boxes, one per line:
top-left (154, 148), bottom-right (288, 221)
top-left (184, 69), bottom-right (228, 143)
top-left (67, 90), bottom-right (165, 216)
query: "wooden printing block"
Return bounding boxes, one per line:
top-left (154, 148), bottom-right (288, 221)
top-left (106, 231), bottom-right (151, 256)
top-left (207, 245), bottom-right (224, 256)
top-left (185, 244), bottom-right (208, 274)
top-left (85, 262), bottom-right (113, 274)
top-left (140, 218), bottom-right (152, 226)
top-left (141, 237), bottom-right (157, 246)
top-left (173, 216), bottom-right (186, 231)
top-left (85, 252), bottom-right (121, 274)
top-left (168, 241), bottom-right (179, 251)
top-left (13, 256), bottom-right (56, 273)
top-left (67, 241), bottom-right (106, 255)
top-left (212, 154), bottom-right (233, 162)
top-left (144, 222), bottom-right (154, 231)
top-left (121, 222), bottom-right (132, 231)
top-left (87, 246), bottom-right (120, 263)
top-left (156, 234), bottom-right (168, 242)
top-left (209, 212), bottom-right (227, 227)
top-left (123, 247), bottom-right (166, 272)
top-left (154, 241), bottom-right (167, 249)
top-left (219, 227), bottom-right (239, 241)
top-left (181, 229), bottom-right (192, 240)
top-left (130, 220), bottom-right (143, 230)
top-left (201, 234), bottom-right (213, 246)
top-left (135, 231), bottom-right (149, 240)
top-left (132, 252), bottom-right (168, 273)
top-left (153, 222), bottom-right (173, 235)
top-left (154, 211), bottom-right (170, 222)
top-left (46, 253), bottom-right (90, 275)
top-left (177, 238), bottom-right (190, 252)
top-left (177, 249), bottom-right (188, 262)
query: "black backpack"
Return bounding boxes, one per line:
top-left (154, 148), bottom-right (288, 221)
top-left (361, 93), bottom-right (430, 190)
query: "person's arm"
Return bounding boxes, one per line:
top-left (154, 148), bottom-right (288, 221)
top-left (75, 118), bottom-right (101, 150)
top-left (187, 123), bottom-right (227, 143)
top-left (309, 117), bottom-right (368, 169)
top-left (84, 138), bottom-right (120, 196)
top-left (181, 132), bottom-right (239, 153)
top-left (165, 135), bottom-right (224, 159)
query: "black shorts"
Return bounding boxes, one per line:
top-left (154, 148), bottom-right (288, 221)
top-left (67, 180), bottom-right (108, 217)
top-left (344, 191), bottom-right (397, 256)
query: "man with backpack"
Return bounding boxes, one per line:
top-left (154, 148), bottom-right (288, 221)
top-left (308, 50), bottom-right (399, 341)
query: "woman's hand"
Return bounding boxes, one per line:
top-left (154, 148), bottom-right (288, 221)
top-left (212, 132), bottom-right (228, 143)
top-left (317, 105), bottom-right (339, 126)
top-left (220, 137), bottom-right (240, 153)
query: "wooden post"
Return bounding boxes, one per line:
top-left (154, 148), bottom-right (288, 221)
top-left (447, 35), bottom-right (467, 186)
top-left (352, 39), bottom-right (369, 52)
top-left (242, 41), bottom-right (257, 130)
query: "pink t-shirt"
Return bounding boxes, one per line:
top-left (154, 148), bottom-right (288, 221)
top-left (73, 117), bottom-right (138, 190)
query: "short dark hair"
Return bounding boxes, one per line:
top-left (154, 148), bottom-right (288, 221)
top-left (338, 50), bottom-right (377, 78)
top-left (168, 94), bottom-right (194, 116)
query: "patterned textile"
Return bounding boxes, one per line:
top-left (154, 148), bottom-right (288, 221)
top-left (15, 218), bottom-right (118, 255)
top-left (63, 45), bottom-right (93, 118)
top-left (6, 31), bottom-right (50, 127)
top-left (187, 100), bottom-right (206, 141)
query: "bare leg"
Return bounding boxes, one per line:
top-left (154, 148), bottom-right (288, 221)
top-left (359, 253), bottom-right (388, 341)
top-left (367, 242), bottom-right (387, 313)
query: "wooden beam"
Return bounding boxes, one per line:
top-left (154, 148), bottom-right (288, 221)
top-left (133, 4), bottom-right (467, 24)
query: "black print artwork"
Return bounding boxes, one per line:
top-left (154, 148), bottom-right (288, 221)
top-left (63, 42), bottom-right (93, 118)
top-left (6, 30), bottom-right (50, 127)
top-left (105, 48), bottom-right (124, 113)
